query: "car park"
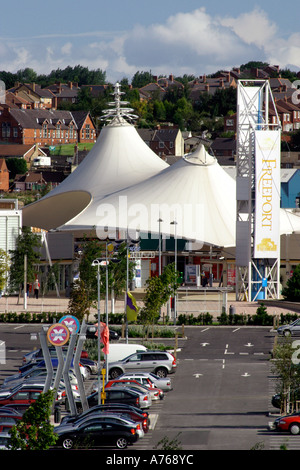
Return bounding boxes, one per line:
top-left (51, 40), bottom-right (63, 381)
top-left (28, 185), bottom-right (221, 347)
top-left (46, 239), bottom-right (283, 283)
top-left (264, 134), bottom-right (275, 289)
top-left (277, 318), bottom-right (300, 336)
top-left (2, 366), bottom-right (79, 390)
top-left (107, 350), bottom-right (177, 379)
top-left (103, 379), bottom-right (162, 400)
top-left (54, 416), bottom-right (140, 449)
top-left (270, 412), bottom-right (300, 434)
top-left (0, 408), bottom-right (23, 431)
top-left (22, 347), bottom-right (89, 364)
top-left (18, 358), bottom-right (89, 381)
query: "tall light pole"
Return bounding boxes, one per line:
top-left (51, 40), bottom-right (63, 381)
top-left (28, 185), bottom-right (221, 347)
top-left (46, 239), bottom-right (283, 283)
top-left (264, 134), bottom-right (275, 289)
top-left (158, 217), bottom-right (163, 276)
top-left (170, 220), bottom-right (178, 324)
top-left (92, 258), bottom-right (102, 404)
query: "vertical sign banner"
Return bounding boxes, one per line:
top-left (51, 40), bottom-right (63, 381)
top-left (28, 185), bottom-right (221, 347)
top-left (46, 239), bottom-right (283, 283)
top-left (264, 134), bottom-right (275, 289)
top-left (254, 130), bottom-right (281, 258)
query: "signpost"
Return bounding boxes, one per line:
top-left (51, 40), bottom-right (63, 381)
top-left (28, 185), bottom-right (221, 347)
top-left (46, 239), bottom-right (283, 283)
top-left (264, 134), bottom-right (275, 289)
top-left (47, 323), bottom-right (70, 347)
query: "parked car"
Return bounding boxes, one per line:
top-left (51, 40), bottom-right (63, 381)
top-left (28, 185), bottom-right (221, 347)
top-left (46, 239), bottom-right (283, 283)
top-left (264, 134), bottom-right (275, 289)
top-left (118, 371), bottom-right (172, 392)
top-left (18, 358), bottom-right (89, 381)
top-left (0, 432), bottom-right (11, 450)
top-left (61, 403), bottom-right (150, 429)
top-left (270, 412), bottom-right (300, 434)
top-left (108, 350), bottom-right (177, 379)
top-left (0, 408), bottom-right (23, 431)
top-left (22, 347), bottom-right (88, 364)
top-left (3, 366), bottom-right (79, 389)
top-left (103, 379), bottom-right (162, 400)
top-left (54, 416), bottom-right (140, 449)
top-left (277, 319), bottom-right (300, 336)
top-left (86, 324), bottom-right (119, 341)
top-left (0, 384), bottom-right (45, 412)
top-left (76, 387), bottom-right (145, 412)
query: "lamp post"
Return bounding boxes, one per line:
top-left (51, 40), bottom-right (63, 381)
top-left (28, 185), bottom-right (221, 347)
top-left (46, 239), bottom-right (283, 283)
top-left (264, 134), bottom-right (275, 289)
top-left (158, 217), bottom-right (163, 276)
top-left (170, 220), bottom-right (178, 324)
top-left (91, 258), bottom-right (102, 405)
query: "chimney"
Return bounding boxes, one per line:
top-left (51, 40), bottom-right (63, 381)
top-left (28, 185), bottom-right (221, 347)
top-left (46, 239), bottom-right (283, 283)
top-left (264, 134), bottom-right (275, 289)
top-left (169, 74), bottom-right (174, 82)
top-left (205, 83), bottom-right (209, 92)
top-left (68, 81), bottom-right (73, 89)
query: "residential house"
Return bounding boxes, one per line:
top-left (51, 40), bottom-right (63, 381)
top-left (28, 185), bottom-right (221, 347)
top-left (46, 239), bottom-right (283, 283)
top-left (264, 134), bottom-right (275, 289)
top-left (188, 73), bottom-right (237, 105)
top-left (0, 158), bottom-right (9, 191)
top-left (8, 83), bottom-right (55, 109)
top-left (14, 170), bottom-right (66, 192)
top-left (137, 127), bottom-right (184, 159)
top-left (46, 82), bottom-right (79, 106)
top-left (71, 111), bottom-right (97, 143)
top-left (0, 144), bottom-right (47, 166)
top-left (0, 108), bottom-right (78, 146)
top-left (210, 138), bottom-right (236, 165)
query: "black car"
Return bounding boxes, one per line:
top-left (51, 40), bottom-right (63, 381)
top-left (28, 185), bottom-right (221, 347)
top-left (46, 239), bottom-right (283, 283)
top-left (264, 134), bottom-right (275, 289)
top-left (55, 416), bottom-right (139, 449)
top-left (76, 387), bottom-right (141, 412)
top-left (61, 403), bottom-right (150, 431)
top-left (86, 324), bottom-right (119, 341)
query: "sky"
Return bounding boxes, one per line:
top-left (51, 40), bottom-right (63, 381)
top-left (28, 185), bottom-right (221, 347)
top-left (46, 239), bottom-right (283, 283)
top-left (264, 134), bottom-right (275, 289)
top-left (0, 0), bottom-right (300, 83)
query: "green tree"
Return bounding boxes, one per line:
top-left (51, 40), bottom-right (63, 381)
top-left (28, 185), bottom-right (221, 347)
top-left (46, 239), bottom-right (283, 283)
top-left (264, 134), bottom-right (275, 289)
top-left (271, 338), bottom-right (300, 414)
top-left (140, 263), bottom-right (180, 327)
top-left (68, 279), bottom-right (92, 322)
top-left (282, 265), bottom-right (300, 301)
top-left (9, 389), bottom-right (58, 450)
top-left (0, 249), bottom-right (9, 293)
top-left (9, 227), bottom-right (41, 295)
top-left (5, 158), bottom-right (28, 180)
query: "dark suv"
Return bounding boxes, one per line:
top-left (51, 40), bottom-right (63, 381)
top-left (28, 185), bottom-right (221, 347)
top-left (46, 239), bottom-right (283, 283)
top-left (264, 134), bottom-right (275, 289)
top-left (108, 351), bottom-right (177, 379)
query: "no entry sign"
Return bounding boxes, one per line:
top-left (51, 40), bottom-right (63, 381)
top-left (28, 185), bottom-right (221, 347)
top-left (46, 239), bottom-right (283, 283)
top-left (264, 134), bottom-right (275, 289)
top-left (47, 323), bottom-right (70, 346)
top-left (59, 315), bottom-right (80, 334)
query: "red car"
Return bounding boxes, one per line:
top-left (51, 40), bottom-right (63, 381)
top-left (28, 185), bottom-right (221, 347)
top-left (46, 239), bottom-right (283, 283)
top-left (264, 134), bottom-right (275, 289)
top-left (272, 413), bottom-right (300, 434)
top-left (0, 385), bottom-right (44, 413)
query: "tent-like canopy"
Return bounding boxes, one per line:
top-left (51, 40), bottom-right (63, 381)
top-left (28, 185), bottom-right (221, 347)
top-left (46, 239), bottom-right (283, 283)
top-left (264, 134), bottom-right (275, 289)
top-left (58, 143), bottom-right (300, 247)
top-left (58, 144), bottom-right (238, 247)
top-left (22, 85), bottom-right (168, 231)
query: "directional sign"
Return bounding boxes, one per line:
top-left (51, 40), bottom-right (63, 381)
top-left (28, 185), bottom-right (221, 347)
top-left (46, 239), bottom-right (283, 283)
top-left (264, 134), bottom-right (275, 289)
top-left (47, 323), bottom-right (70, 347)
top-left (59, 315), bottom-right (80, 334)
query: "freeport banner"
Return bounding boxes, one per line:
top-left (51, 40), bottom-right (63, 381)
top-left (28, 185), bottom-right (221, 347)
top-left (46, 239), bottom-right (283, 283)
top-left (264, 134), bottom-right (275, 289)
top-left (254, 130), bottom-right (281, 258)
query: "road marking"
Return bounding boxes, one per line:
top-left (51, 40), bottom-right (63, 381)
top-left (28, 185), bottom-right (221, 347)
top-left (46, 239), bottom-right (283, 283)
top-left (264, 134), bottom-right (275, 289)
top-left (224, 344), bottom-right (234, 355)
top-left (149, 413), bottom-right (159, 430)
top-left (239, 352), bottom-right (249, 355)
top-left (232, 328), bottom-right (240, 333)
top-left (193, 373), bottom-right (203, 378)
top-left (244, 343), bottom-right (254, 347)
top-left (200, 328), bottom-right (210, 333)
top-left (200, 343), bottom-right (210, 347)
top-left (14, 325), bottom-right (26, 330)
top-left (241, 373), bottom-right (250, 377)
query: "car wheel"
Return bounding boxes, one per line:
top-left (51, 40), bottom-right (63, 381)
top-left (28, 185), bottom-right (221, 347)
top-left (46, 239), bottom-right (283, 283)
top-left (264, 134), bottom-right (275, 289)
top-left (290, 423), bottom-right (300, 435)
top-left (116, 436), bottom-right (128, 449)
top-left (110, 368), bottom-right (122, 379)
top-left (284, 330), bottom-right (291, 337)
top-left (62, 437), bottom-right (74, 449)
top-left (155, 367), bottom-right (167, 378)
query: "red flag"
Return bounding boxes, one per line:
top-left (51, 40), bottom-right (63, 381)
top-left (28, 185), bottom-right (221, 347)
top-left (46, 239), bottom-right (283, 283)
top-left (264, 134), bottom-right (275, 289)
top-left (95, 322), bottom-right (109, 354)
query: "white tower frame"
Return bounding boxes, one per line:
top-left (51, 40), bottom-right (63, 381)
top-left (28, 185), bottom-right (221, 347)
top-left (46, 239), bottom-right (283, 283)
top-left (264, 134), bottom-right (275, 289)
top-left (235, 80), bottom-right (281, 301)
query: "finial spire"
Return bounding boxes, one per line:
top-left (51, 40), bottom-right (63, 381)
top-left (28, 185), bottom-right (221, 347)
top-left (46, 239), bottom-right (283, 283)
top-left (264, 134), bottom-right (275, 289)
top-left (101, 82), bottom-right (138, 125)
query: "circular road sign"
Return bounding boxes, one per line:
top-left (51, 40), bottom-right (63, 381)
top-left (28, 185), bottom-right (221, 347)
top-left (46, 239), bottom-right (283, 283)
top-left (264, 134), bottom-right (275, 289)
top-left (47, 323), bottom-right (70, 347)
top-left (59, 315), bottom-right (80, 334)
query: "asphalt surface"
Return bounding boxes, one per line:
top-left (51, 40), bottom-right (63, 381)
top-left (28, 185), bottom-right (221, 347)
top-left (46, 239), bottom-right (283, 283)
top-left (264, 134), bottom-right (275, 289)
top-left (0, 323), bottom-right (298, 452)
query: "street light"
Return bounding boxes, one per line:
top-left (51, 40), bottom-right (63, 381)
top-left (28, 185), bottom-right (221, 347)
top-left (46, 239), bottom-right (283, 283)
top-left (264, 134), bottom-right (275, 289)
top-left (158, 217), bottom-right (163, 276)
top-left (170, 220), bottom-right (178, 324)
top-left (91, 258), bottom-right (104, 404)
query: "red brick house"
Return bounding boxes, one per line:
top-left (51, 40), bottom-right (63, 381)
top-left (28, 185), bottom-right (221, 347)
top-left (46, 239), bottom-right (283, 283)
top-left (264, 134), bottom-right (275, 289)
top-left (0, 107), bottom-right (97, 146)
top-left (0, 158), bottom-right (9, 192)
top-left (71, 111), bottom-right (97, 143)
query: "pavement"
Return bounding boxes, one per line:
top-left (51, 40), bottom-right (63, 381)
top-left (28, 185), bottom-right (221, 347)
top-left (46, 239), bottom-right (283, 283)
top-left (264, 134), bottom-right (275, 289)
top-left (0, 288), bottom-right (298, 321)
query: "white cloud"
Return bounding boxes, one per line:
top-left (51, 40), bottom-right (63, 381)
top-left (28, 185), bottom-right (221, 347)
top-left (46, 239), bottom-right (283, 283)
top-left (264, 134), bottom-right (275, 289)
top-left (1, 7), bottom-right (299, 82)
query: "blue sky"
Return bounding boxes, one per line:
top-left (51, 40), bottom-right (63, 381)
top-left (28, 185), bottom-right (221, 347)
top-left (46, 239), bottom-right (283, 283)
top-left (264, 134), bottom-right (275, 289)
top-left (0, 1), bottom-right (299, 82)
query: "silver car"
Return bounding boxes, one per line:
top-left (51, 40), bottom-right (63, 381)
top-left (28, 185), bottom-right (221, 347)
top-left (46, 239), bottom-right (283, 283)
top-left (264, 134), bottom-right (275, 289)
top-left (118, 372), bottom-right (173, 392)
top-left (108, 350), bottom-right (177, 379)
top-left (277, 318), bottom-right (300, 336)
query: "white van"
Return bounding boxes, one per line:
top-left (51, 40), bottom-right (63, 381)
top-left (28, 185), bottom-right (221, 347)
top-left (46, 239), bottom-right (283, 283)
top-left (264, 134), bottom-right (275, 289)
top-left (106, 343), bottom-right (147, 363)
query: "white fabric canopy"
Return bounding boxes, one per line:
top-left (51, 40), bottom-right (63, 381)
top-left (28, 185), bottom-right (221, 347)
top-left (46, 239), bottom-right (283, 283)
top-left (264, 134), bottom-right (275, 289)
top-left (22, 117), bottom-right (168, 230)
top-left (59, 143), bottom-right (300, 247)
top-left (59, 144), bottom-right (238, 247)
